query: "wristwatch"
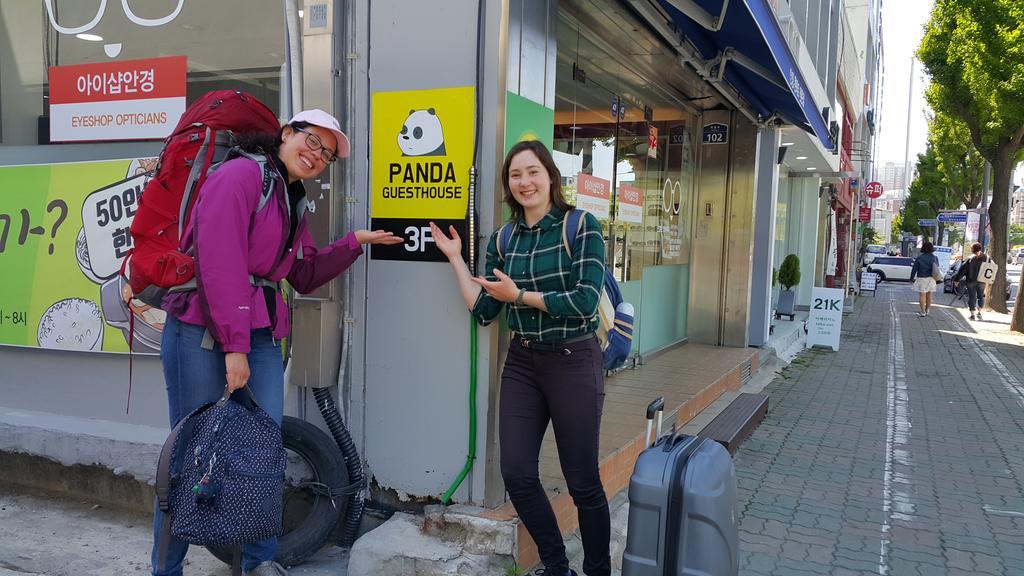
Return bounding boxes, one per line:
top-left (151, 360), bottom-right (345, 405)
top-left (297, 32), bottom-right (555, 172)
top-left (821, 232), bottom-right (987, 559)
top-left (515, 288), bottom-right (526, 305)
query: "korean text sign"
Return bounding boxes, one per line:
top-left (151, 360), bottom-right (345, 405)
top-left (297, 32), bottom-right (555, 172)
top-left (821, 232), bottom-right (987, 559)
top-left (806, 287), bottom-right (844, 351)
top-left (48, 56), bottom-right (187, 142)
top-left (617, 184), bottom-right (643, 224)
top-left (575, 173), bottom-right (611, 220)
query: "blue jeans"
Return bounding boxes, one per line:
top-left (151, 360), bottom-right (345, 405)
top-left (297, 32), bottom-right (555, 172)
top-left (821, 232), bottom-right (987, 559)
top-left (151, 315), bottom-right (284, 575)
top-left (966, 281), bottom-right (985, 311)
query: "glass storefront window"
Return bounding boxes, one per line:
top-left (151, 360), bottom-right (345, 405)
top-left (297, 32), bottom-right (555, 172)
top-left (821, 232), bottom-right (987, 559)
top-left (1, 1), bottom-right (286, 148)
top-left (554, 5), bottom-right (699, 356)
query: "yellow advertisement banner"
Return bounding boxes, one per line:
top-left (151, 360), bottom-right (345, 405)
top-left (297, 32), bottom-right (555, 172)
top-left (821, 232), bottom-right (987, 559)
top-left (371, 86), bottom-right (475, 219)
top-left (0, 157), bottom-right (162, 353)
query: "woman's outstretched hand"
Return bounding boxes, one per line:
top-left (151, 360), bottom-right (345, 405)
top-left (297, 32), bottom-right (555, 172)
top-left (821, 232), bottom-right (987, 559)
top-left (472, 268), bottom-right (519, 302)
top-left (429, 222), bottom-right (463, 260)
top-left (354, 230), bottom-right (404, 245)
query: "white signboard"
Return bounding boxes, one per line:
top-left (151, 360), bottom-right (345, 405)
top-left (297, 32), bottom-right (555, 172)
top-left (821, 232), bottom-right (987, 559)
top-left (826, 209), bottom-right (838, 276)
top-left (806, 287), bottom-right (844, 351)
top-left (934, 246), bottom-right (953, 276)
top-left (966, 211), bottom-right (981, 243)
top-left (860, 272), bottom-right (877, 293)
top-left (575, 173), bottom-right (610, 220)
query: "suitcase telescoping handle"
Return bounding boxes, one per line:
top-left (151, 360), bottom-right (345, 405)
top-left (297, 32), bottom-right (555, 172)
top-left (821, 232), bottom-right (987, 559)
top-left (645, 397), bottom-right (665, 447)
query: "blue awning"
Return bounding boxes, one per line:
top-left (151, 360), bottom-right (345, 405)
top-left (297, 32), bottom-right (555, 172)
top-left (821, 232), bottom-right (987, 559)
top-left (658, 0), bottom-right (834, 150)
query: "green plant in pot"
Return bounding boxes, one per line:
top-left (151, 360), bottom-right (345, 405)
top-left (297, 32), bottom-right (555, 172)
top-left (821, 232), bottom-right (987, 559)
top-left (775, 254), bottom-right (800, 320)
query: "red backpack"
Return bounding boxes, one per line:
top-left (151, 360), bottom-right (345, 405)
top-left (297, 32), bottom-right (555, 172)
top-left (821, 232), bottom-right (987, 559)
top-left (127, 90), bottom-right (280, 299)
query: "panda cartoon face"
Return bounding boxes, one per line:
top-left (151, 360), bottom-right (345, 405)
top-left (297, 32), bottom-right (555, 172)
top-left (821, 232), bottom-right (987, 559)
top-left (398, 108), bottom-right (446, 157)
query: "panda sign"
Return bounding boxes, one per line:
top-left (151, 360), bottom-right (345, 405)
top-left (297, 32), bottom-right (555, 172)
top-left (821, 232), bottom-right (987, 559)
top-left (371, 86), bottom-right (475, 261)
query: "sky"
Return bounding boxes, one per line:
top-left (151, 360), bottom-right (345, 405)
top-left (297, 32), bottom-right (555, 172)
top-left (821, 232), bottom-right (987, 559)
top-left (876, 0), bottom-right (1024, 186)
top-left (876, 0), bottom-right (933, 170)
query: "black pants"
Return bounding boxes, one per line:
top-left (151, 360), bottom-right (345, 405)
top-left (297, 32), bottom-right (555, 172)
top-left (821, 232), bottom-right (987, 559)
top-left (499, 336), bottom-right (611, 576)
top-left (966, 281), bottom-right (985, 311)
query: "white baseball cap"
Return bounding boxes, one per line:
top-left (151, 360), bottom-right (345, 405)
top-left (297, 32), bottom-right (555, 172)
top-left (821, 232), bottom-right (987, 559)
top-left (288, 109), bottom-right (350, 159)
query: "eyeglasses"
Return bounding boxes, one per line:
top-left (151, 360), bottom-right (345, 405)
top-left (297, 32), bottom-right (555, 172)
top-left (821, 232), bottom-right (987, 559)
top-left (294, 127), bottom-right (337, 163)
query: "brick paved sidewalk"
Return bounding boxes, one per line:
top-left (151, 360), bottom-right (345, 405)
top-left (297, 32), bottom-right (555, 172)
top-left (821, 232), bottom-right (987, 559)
top-left (735, 283), bottom-right (1024, 576)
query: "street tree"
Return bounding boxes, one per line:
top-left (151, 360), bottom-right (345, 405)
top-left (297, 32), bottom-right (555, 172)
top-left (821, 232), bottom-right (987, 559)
top-left (918, 0), bottom-right (1024, 317)
top-left (899, 145), bottom-right (949, 241)
top-left (1009, 224), bottom-right (1024, 246)
top-left (930, 111), bottom-right (985, 210)
top-left (890, 212), bottom-right (903, 243)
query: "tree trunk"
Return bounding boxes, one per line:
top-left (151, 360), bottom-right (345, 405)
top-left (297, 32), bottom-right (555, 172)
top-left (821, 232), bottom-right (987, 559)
top-left (987, 154), bottom-right (1012, 313)
top-left (1011, 274), bottom-right (1024, 333)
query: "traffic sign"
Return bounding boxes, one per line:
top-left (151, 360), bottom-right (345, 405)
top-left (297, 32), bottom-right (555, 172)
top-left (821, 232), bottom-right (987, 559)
top-left (865, 181), bottom-right (884, 198)
top-left (937, 211), bottom-right (968, 223)
top-left (918, 219), bottom-right (938, 227)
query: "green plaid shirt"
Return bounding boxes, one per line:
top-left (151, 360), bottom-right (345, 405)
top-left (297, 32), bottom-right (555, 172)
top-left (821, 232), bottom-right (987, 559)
top-left (472, 207), bottom-right (606, 341)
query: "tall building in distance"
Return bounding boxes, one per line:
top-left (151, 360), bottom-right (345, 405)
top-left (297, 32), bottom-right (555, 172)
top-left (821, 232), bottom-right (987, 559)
top-left (1011, 186), bottom-right (1024, 226)
top-left (877, 161), bottom-right (906, 192)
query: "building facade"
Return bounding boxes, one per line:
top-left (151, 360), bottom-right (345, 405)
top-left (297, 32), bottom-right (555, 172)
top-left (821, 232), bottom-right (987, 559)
top-left (1, 0), bottom-right (876, 506)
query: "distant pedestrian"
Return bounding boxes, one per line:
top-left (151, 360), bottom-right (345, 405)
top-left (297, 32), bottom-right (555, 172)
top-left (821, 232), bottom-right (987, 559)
top-left (910, 242), bottom-right (940, 316)
top-left (952, 242), bottom-right (989, 320)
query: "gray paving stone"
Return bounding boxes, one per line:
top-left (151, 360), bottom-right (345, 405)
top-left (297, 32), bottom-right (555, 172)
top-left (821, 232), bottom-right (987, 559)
top-left (736, 283), bottom-right (1024, 575)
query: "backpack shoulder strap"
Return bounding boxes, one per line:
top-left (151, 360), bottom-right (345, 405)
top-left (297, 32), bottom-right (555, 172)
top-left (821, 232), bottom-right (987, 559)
top-left (227, 149), bottom-right (278, 212)
top-left (178, 127), bottom-right (214, 239)
top-left (497, 223), bottom-right (514, 261)
top-left (562, 209), bottom-right (586, 257)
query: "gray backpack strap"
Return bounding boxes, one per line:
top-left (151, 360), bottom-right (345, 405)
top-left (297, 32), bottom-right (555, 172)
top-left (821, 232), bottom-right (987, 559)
top-left (254, 156), bottom-right (278, 213)
top-left (225, 149), bottom-right (278, 213)
top-left (179, 127), bottom-right (213, 239)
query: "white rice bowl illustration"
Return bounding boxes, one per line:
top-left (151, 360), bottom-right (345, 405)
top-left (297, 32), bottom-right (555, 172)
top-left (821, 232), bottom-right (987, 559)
top-left (37, 298), bottom-right (104, 351)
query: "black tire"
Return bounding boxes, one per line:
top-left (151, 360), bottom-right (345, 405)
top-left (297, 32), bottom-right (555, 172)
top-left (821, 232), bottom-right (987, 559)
top-left (206, 416), bottom-right (349, 567)
top-left (872, 270), bottom-right (886, 282)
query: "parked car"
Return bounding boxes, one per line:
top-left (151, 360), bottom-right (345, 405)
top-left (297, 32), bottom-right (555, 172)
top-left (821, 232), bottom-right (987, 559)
top-left (866, 256), bottom-right (914, 282)
top-left (863, 244), bottom-right (887, 266)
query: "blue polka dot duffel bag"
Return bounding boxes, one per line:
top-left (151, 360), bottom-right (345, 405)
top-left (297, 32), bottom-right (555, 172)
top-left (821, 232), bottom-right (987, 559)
top-left (155, 388), bottom-right (286, 548)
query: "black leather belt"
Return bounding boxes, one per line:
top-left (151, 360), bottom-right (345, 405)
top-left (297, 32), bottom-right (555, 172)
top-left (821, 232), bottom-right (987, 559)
top-left (512, 332), bottom-right (595, 352)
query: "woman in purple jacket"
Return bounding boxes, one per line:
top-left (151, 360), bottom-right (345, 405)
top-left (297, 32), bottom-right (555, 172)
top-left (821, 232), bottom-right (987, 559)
top-left (151, 109), bottom-right (400, 576)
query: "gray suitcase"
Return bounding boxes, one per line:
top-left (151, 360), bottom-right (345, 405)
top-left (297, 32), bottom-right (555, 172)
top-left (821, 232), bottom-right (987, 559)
top-left (622, 397), bottom-right (739, 576)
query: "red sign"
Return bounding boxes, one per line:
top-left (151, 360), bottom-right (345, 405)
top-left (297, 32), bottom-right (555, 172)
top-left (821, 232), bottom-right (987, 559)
top-left (48, 56), bottom-right (187, 142)
top-left (859, 207), bottom-right (872, 222)
top-left (617, 184), bottom-right (644, 223)
top-left (864, 181), bottom-right (884, 199)
top-left (575, 173), bottom-right (611, 219)
top-left (647, 125), bottom-right (658, 159)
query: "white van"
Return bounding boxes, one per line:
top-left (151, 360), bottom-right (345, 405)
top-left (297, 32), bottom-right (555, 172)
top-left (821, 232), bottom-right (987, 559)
top-left (863, 244), bottom-right (887, 266)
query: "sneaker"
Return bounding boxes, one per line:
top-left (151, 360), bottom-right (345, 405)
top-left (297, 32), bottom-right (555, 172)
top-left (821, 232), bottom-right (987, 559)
top-left (976, 312), bottom-right (983, 321)
top-left (244, 561), bottom-right (288, 576)
top-left (969, 313), bottom-right (976, 320)
top-left (917, 312), bottom-right (925, 317)
top-left (532, 569), bottom-right (577, 576)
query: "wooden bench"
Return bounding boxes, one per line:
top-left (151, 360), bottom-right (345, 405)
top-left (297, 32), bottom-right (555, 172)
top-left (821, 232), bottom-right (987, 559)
top-left (697, 393), bottom-right (769, 455)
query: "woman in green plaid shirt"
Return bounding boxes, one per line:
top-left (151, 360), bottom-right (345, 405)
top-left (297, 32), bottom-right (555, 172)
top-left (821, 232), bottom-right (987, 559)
top-left (431, 140), bottom-right (611, 576)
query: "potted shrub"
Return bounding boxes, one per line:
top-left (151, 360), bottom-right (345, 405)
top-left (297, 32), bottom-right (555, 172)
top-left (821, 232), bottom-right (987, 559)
top-left (775, 254), bottom-right (800, 320)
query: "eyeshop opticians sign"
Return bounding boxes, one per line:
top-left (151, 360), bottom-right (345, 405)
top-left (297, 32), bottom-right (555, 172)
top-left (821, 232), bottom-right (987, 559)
top-left (48, 56), bottom-right (187, 142)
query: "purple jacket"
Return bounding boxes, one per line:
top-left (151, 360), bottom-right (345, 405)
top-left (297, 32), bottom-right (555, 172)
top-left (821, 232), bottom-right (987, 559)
top-left (163, 157), bottom-right (363, 353)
